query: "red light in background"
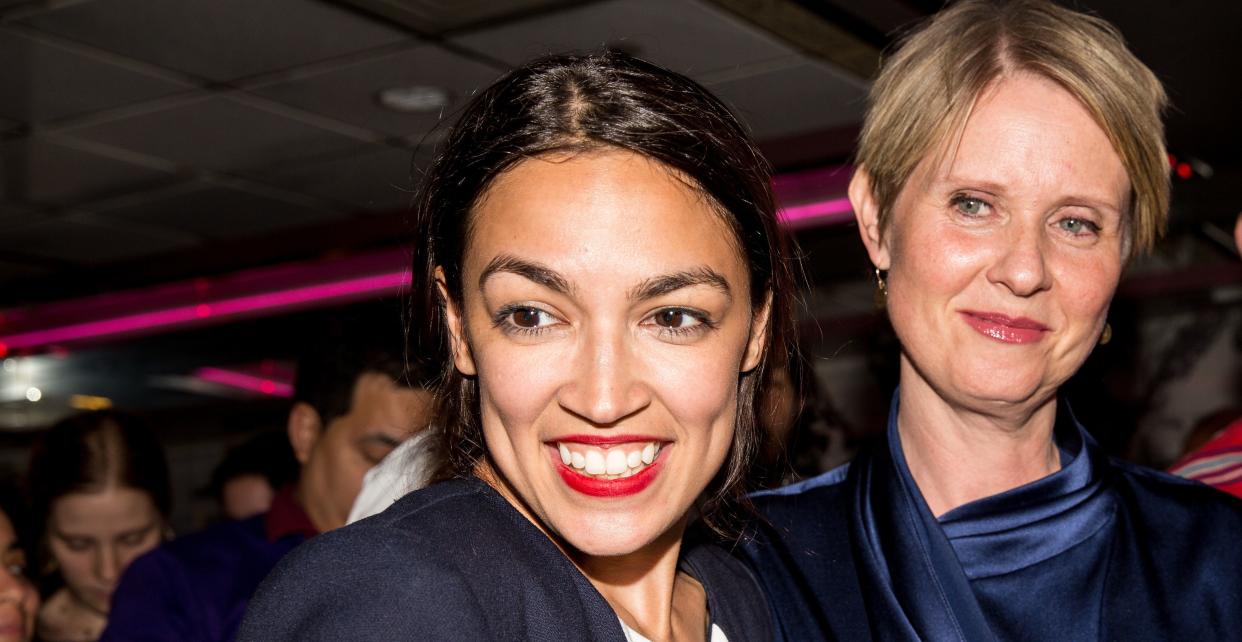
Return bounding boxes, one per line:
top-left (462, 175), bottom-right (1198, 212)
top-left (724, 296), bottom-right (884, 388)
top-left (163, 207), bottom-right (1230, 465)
top-left (1176, 162), bottom-right (1193, 179)
top-left (1168, 153), bottom-right (1177, 168)
top-left (195, 304), bottom-right (212, 318)
top-left (260, 380), bottom-right (277, 395)
top-left (0, 342), bottom-right (7, 358)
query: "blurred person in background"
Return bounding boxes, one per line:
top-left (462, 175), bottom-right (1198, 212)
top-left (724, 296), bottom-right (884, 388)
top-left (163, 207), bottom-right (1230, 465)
top-left (0, 484), bottom-right (39, 642)
top-left (345, 364), bottom-right (441, 525)
top-left (745, 2), bottom-right (1242, 640)
top-left (26, 411), bottom-right (171, 642)
top-left (206, 432), bottom-right (299, 522)
top-left (101, 336), bottom-right (433, 642)
top-left (1168, 212), bottom-right (1242, 496)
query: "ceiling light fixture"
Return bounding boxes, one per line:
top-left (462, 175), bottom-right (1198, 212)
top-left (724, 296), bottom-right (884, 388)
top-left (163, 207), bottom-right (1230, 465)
top-left (376, 85), bottom-right (450, 113)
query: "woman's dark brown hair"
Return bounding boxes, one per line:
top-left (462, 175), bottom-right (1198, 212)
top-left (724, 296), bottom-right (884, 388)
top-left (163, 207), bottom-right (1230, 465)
top-left (26, 410), bottom-right (172, 546)
top-left (408, 51), bottom-right (802, 536)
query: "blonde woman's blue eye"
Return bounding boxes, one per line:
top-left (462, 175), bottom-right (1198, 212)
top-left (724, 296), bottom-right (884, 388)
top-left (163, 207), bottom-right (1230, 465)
top-left (1058, 218), bottom-right (1099, 235)
top-left (951, 195), bottom-right (987, 216)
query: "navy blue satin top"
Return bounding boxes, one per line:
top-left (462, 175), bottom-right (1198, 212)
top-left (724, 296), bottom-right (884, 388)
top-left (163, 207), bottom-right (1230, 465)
top-left (744, 391), bottom-right (1242, 641)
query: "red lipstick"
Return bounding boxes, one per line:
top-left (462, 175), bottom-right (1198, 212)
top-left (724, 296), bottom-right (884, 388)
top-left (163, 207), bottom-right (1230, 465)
top-left (960, 310), bottom-right (1049, 344)
top-left (549, 441), bottom-right (666, 497)
top-left (554, 434), bottom-right (659, 445)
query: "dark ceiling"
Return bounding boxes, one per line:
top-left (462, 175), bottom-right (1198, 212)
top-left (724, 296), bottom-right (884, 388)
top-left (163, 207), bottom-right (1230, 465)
top-left (0, 0), bottom-right (1238, 431)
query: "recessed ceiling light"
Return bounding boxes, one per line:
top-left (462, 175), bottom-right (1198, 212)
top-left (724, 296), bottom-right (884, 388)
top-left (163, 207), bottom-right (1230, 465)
top-left (376, 85), bottom-right (450, 113)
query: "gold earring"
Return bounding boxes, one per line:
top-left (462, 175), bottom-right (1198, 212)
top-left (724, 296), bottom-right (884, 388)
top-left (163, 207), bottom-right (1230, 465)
top-left (1099, 323), bottom-right (1112, 345)
top-left (873, 268), bottom-right (887, 309)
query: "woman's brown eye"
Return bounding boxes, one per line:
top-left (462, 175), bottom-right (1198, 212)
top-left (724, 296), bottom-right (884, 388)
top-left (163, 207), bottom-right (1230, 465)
top-left (512, 308), bottom-right (542, 328)
top-left (655, 310), bottom-right (686, 328)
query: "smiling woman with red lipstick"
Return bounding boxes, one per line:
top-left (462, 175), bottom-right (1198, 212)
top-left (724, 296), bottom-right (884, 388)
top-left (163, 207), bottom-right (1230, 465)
top-left (241, 51), bottom-right (800, 642)
top-left (744, 2), bottom-right (1242, 641)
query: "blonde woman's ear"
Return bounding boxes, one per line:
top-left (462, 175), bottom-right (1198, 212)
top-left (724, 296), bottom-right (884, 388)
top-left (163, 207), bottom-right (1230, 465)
top-left (849, 167), bottom-right (891, 272)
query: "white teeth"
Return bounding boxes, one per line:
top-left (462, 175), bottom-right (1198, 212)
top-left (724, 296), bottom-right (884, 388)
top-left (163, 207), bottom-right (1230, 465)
top-left (557, 441), bottom-right (663, 479)
top-left (606, 450), bottom-right (628, 475)
top-left (585, 450), bottom-right (606, 475)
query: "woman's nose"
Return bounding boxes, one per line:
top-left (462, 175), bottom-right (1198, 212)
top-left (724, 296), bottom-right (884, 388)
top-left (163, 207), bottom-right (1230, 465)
top-left (557, 326), bottom-right (651, 425)
top-left (96, 545), bottom-right (121, 584)
top-left (986, 221), bottom-right (1052, 297)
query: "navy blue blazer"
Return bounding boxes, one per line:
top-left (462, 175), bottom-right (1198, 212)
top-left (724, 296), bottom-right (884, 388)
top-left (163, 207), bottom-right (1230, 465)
top-left (240, 477), bottom-right (771, 641)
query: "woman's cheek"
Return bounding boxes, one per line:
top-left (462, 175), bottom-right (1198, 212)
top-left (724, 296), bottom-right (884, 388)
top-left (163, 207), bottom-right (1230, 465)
top-left (645, 342), bottom-right (742, 425)
top-left (476, 343), bottom-right (569, 428)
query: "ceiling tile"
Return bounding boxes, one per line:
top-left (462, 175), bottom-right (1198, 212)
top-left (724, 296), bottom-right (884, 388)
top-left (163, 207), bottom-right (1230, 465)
top-left (0, 258), bottom-right (49, 283)
top-left (0, 135), bottom-right (175, 205)
top-left (95, 182), bottom-right (350, 241)
top-left (250, 44), bottom-right (499, 138)
top-left (709, 59), bottom-right (865, 141)
top-left (0, 29), bottom-right (189, 124)
top-left (63, 96), bottom-right (366, 173)
top-left (0, 213), bottom-right (198, 264)
top-left (338, 0), bottom-right (567, 35)
top-left (451, 0), bottom-right (795, 75)
top-left (258, 144), bottom-right (426, 214)
top-left (20, 0), bottom-right (412, 81)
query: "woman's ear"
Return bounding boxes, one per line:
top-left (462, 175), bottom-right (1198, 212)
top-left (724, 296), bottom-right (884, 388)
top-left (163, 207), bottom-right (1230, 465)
top-left (849, 167), bottom-right (891, 271)
top-left (436, 267), bottom-right (477, 376)
top-left (742, 291), bottom-right (773, 373)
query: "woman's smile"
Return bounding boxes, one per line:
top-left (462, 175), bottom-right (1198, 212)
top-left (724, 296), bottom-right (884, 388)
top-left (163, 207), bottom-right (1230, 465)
top-left (448, 148), bottom-right (767, 557)
top-left (958, 310), bottom-right (1050, 344)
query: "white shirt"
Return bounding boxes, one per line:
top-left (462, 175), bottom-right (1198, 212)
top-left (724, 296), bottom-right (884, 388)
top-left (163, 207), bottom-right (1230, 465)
top-left (346, 430), bottom-right (438, 524)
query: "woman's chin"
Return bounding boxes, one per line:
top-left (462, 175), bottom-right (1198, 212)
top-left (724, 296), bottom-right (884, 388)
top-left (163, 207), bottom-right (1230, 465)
top-left (555, 514), bottom-right (673, 559)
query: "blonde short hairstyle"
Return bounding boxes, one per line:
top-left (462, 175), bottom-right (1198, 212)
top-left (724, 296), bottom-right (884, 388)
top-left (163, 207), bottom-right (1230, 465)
top-left (857, 0), bottom-right (1169, 257)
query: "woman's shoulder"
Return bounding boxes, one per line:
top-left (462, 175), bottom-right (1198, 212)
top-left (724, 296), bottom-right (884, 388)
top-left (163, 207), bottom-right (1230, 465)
top-left (1106, 457), bottom-right (1242, 539)
top-left (264, 478), bottom-right (514, 579)
top-left (239, 477), bottom-right (619, 641)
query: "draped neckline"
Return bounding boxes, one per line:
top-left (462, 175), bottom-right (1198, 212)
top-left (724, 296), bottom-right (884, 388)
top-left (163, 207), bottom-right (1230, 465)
top-left (918, 397), bottom-right (1115, 579)
top-left (848, 390), bottom-right (1116, 641)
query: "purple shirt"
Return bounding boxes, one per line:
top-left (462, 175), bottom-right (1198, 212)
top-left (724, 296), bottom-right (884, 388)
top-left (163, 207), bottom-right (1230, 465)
top-left (101, 486), bottom-right (316, 642)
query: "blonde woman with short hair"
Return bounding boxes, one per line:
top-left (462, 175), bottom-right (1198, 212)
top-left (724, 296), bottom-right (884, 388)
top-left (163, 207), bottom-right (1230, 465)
top-left (744, 1), bottom-right (1242, 640)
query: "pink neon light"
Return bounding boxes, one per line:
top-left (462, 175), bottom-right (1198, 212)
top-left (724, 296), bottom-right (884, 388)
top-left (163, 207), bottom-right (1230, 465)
top-left (777, 197), bottom-right (854, 225)
top-left (1, 272), bottom-right (408, 350)
top-left (0, 187), bottom-right (852, 354)
top-left (194, 367), bottom-right (293, 397)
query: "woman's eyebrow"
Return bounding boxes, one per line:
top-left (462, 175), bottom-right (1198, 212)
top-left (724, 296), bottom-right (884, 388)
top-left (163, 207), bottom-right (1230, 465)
top-left (629, 268), bottom-right (732, 302)
top-left (479, 254), bottom-right (574, 295)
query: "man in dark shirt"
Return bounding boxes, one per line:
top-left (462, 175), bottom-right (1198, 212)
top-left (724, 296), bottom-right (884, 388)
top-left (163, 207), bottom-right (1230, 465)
top-left (101, 340), bottom-right (434, 642)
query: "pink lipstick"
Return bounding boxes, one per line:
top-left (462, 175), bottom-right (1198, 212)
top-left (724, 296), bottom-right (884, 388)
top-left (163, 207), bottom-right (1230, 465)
top-left (960, 310), bottom-right (1049, 344)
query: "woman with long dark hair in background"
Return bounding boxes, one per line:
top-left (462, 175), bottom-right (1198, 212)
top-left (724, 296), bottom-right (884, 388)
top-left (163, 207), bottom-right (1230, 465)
top-left (241, 50), bottom-right (800, 641)
top-left (27, 411), bottom-right (170, 642)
